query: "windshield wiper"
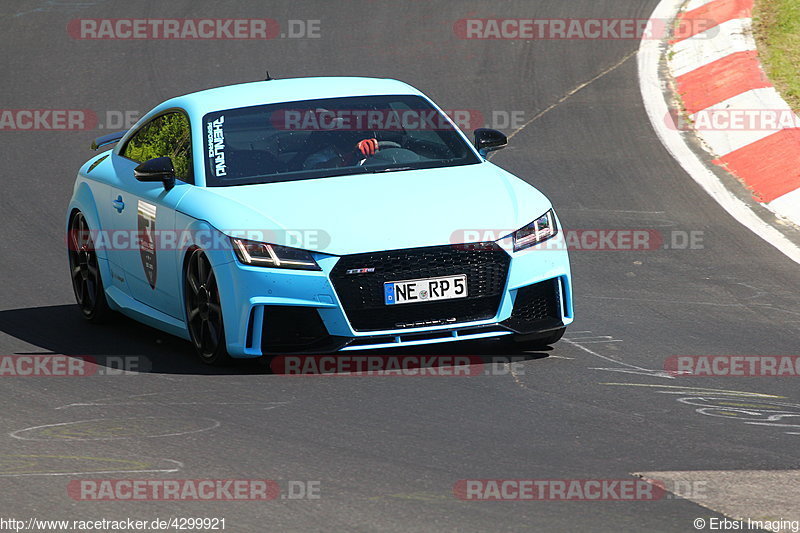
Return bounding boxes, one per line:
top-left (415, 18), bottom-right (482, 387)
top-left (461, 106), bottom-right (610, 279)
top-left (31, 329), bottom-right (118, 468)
top-left (365, 166), bottom-right (414, 173)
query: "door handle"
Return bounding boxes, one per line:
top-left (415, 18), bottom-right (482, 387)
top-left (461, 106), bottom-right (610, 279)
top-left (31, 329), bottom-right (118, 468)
top-left (112, 195), bottom-right (125, 213)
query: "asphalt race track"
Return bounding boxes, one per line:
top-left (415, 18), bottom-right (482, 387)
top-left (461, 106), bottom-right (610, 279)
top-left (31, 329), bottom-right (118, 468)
top-left (1, 1), bottom-right (799, 531)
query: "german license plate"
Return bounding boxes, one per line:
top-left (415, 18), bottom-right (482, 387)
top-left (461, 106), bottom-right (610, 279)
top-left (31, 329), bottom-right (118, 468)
top-left (384, 275), bottom-right (467, 305)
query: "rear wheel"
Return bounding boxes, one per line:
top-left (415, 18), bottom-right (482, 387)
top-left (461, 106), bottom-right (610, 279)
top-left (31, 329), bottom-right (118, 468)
top-left (68, 211), bottom-right (111, 322)
top-left (184, 248), bottom-right (231, 366)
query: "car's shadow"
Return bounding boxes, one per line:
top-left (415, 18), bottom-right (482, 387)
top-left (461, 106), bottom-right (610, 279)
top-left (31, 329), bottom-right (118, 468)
top-left (0, 304), bottom-right (247, 375)
top-left (0, 305), bottom-right (551, 376)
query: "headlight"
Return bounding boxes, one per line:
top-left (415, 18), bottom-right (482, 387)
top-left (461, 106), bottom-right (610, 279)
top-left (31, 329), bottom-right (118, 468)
top-left (230, 238), bottom-right (321, 270)
top-left (512, 210), bottom-right (558, 252)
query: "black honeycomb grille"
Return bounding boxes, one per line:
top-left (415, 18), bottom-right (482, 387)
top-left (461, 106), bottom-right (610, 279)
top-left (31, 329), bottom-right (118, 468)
top-left (501, 279), bottom-right (562, 334)
top-left (330, 243), bottom-right (510, 332)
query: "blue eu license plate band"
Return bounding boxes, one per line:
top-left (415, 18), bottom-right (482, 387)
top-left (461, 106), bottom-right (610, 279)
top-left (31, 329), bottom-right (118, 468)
top-left (384, 282), bottom-right (396, 305)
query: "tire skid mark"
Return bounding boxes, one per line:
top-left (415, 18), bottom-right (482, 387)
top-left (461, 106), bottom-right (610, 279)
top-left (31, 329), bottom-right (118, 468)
top-left (10, 416), bottom-right (220, 441)
top-left (0, 454), bottom-right (182, 477)
top-left (603, 383), bottom-right (799, 436)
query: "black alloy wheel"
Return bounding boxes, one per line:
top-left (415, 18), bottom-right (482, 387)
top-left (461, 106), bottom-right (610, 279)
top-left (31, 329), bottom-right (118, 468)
top-left (184, 248), bottom-right (231, 365)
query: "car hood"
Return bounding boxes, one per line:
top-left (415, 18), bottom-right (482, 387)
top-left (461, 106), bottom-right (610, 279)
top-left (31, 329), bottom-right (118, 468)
top-left (177, 162), bottom-right (552, 256)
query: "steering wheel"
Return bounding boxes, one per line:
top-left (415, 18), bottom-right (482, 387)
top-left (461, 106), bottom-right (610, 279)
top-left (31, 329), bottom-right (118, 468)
top-left (357, 140), bottom-right (403, 165)
top-left (376, 140), bottom-right (402, 150)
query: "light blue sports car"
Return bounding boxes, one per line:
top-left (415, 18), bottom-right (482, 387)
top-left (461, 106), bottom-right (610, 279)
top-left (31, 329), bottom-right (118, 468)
top-left (67, 77), bottom-right (573, 365)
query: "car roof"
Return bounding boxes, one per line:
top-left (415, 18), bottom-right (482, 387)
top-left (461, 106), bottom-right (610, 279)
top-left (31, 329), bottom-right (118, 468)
top-left (160, 77), bottom-right (425, 117)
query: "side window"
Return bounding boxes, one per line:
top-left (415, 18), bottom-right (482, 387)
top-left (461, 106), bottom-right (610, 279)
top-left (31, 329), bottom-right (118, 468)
top-left (122, 112), bottom-right (193, 183)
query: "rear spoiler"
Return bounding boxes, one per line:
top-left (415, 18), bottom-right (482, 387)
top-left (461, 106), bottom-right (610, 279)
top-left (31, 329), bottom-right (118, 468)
top-left (91, 130), bottom-right (127, 151)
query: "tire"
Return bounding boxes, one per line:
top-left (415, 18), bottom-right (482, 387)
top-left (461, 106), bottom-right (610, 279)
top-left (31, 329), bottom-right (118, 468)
top-left (68, 211), bottom-right (112, 322)
top-left (501, 327), bottom-right (566, 352)
top-left (184, 248), bottom-right (232, 366)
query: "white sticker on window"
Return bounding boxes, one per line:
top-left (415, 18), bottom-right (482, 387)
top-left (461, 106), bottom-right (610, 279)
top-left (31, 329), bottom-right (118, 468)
top-left (207, 116), bottom-right (226, 177)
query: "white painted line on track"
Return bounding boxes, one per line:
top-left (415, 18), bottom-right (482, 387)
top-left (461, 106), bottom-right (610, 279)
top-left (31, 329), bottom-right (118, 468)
top-left (0, 466), bottom-right (181, 478)
top-left (564, 339), bottom-right (675, 379)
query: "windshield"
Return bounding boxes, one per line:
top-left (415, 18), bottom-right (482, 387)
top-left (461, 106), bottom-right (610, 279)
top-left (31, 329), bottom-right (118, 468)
top-left (202, 95), bottom-right (481, 186)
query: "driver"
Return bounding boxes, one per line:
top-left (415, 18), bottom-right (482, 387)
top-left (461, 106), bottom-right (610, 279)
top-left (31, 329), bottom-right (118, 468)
top-left (355, 138), bottom-right (379, 156)
top-left (302, 131), bottom-right (379, 170)
top-left (300, 109), bottom-right (381, 170)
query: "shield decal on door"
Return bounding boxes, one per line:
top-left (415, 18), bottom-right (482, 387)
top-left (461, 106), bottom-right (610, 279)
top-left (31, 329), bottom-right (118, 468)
top-left (137, 200), bottom-right (157, 289)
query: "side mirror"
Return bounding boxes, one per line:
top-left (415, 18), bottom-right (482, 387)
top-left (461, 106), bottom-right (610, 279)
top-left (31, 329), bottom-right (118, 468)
top-left (134, 157), bottom-right (176, 190)
top-left (474, 128), bottom-right (508, 156)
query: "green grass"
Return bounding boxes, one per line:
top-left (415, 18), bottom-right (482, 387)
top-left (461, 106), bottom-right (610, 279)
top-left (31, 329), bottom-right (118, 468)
top-left (754, 0), bottom-right (800, 111)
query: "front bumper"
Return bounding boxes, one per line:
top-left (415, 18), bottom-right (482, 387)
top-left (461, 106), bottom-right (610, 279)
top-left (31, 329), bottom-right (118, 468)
top-left (215, 236), bottom-right (573, 357)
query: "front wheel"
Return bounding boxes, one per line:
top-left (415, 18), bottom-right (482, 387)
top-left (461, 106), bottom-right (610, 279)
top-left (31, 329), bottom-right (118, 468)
top-left (184, 248), bottom-right (232, 366)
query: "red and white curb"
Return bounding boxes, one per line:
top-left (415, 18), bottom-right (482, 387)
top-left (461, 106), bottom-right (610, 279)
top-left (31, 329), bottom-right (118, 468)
top-left (640, 0), bottom-right (800, 265)
top-left (670, 0), bottom-right (800, 227)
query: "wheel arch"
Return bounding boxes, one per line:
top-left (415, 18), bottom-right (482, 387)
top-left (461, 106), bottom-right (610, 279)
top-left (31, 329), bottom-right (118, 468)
top-left (67, 181), bottom-right (115, 300)
top-left (175, 217), bottom-right (236, 325)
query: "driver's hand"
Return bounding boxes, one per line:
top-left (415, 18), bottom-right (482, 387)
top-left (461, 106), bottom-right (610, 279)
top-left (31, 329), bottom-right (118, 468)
top-left (356, 138), bottom-right (379, 156)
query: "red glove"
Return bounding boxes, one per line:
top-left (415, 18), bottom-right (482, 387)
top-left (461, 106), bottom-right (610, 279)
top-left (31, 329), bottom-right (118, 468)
top-left (357, 138), bottom-right (379, 156)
